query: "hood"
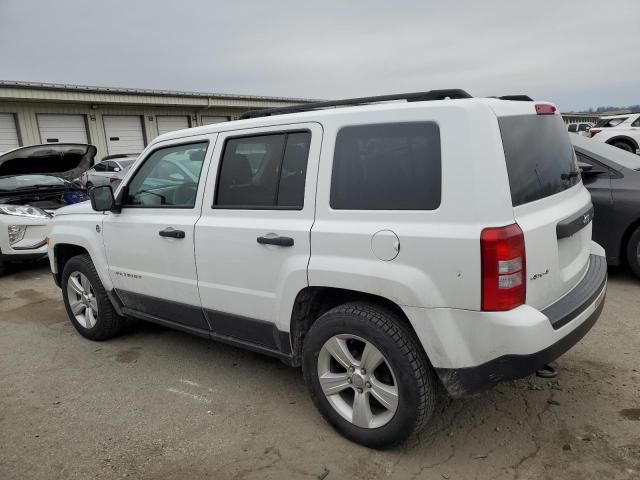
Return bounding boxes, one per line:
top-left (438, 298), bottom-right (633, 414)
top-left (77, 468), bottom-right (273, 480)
top-left (0, 144), bottom-right (97, 180)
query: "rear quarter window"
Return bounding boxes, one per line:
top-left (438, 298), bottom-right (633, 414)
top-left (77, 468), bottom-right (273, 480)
top-left (330, 122), bottom-right (441, 210)
top-left (499, 114), bottom-right (580, 207)
top-left (594, 117), bottom-right (627, 128)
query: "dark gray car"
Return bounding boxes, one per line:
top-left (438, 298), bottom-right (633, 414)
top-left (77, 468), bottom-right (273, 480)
top-left (572, 135), bottom-right (640, 278)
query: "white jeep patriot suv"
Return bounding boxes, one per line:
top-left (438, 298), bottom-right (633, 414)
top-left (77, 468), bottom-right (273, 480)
top-left (47, 90), bottom-right (607, 448)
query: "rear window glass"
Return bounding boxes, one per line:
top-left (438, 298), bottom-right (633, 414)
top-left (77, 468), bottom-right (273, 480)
top-left (330, 122), bottom-right (441, 210)
top-left (594, 117), bottom-right (627, 128)
top-left (499, 115), bottom-right (579, 207)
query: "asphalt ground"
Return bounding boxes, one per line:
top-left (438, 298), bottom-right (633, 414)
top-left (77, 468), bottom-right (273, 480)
top-left (1, 261), bottom-right (638, 479)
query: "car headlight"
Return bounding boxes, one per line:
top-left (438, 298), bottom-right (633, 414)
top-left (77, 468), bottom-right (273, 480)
top-left (0, 204), bottom-right (49, 218)
top-left (8, 225), bottom-right (26, 245)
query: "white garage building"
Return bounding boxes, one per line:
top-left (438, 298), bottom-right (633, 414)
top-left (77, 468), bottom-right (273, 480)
top-left (0, 80), bottom-right (310, 158)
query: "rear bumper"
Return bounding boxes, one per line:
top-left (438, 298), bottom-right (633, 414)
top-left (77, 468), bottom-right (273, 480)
top-left (435, 291), bottom-right (604, 396)
top-left (404, 253), bottom-right (607, 397)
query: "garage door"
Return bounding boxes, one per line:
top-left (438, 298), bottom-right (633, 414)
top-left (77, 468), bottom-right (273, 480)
top-left (103, 116), bottom-right (145, 155)
top-left (201, 116), bottom-right (229, 125)
top-left (38, 114), bottom-right (88, 144)
top-left (156, 116), bottom-right (190, 136)
top-left (0, 113), bottom-right (20, 154)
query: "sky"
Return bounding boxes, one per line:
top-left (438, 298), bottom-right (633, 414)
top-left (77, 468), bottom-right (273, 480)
top-left (0, 0), bottom-right (638, 112)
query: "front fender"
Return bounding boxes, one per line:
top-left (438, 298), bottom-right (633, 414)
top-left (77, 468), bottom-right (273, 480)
top-left (48, 214), bottom-right (112, 290)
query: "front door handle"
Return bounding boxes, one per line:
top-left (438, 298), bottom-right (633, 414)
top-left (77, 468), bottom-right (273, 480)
top-left (159, 227), bottom-right (185, 239)
top-left (257, 235), bottom-right (294, 247)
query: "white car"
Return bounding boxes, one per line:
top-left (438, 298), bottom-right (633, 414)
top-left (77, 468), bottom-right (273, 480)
top-left (47, 91), bottom-right (607, 448)
top-left (567, 122), bottom-right (593, 136)
top-left (588, 113), bottom-right (640, 153)
top-left (0, 144), bottom-right (95, 275)
top-left (82, 154), bottom-right (138, 189)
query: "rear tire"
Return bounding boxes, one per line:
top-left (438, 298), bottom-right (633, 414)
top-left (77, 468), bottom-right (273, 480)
top-left (626, 227), bottom-right (640, 279)
top-left (0, 258), bottom-right (6, 277)
top-left (302, 302), bottom-right (437, 448)
top-left (61, 254), bottom-right (124, 341)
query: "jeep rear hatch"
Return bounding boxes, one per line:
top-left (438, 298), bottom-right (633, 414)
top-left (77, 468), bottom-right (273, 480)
top-left (496, 105), bottom-right (593, 311)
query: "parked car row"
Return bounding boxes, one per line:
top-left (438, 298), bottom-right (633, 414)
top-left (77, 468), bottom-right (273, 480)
top-left (588, 113), bottom-right (640, 154)
top-left (568, 113), bottom-right (640, 155)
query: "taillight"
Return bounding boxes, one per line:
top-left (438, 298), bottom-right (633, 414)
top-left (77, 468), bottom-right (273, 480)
top-left (589, 128), bottom-right (601, 138)
top-left (535, 103), bottom-right (556, 115)
top-left (109, 176), bottom-right (119, 183)
top-left (481, 224), bottom-right (526, 311)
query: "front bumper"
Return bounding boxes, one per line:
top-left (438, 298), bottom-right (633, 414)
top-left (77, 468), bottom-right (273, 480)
top-left (405, 254), bottom-right (607, 397)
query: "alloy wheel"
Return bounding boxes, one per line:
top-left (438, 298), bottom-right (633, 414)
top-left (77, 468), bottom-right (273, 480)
top-left (317, 334), bottom-right (399, 429)
top-left (66, 271), bottom-right (99, 329)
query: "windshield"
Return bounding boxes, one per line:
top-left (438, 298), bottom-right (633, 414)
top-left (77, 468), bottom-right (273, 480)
top-left (572, 135), bottom-right (640, 171)
top-left (0, 174), bottom-right (67, 191)
top-left (499, 114), bottom-right (579, 207)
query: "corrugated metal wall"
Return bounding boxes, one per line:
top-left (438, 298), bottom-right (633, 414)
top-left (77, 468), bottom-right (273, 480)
top-left (0, 101), bottom-right (240, 159)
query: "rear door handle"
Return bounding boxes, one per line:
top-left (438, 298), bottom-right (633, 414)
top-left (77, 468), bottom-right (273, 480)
top-left (257, 235), bottom-right (294, 247)
top-left (159, 227), bottom-right (185, 239)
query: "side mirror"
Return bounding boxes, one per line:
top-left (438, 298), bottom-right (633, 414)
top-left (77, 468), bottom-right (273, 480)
top-left (578, 162), bottom-right (606, 177)
top-left (89, 185), bottom-right (115, 212)
top-left (113, 167), bottom-right (121, 172)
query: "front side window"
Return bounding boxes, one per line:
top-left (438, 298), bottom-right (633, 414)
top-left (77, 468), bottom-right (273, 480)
top-left (124, 142), bottom-right (208, 207)
top-left (214, 131), bottom-right (311, 209)
top-left (632, 116), bottom-right (640, 127)
top-left (330, 122), bottom-right (441, 210)
top-left (568, 124), bottom-right (577, 133)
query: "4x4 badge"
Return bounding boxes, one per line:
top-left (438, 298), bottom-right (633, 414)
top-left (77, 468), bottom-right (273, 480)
top-left (530, 269), bottom-right (550, 281)
top-left (583, 213), bottom-right (591, 225)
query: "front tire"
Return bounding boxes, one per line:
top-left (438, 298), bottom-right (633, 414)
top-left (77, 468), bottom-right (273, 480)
top-left (302, 302), bottom-right (437, 448)
top-left (61, 254), bottom-right (124, 340)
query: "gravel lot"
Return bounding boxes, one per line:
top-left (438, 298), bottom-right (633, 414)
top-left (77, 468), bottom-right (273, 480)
top-left (1, 262), bottom-right (639, 480)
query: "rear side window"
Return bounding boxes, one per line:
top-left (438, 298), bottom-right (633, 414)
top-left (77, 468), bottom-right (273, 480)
top-left (594, 117), bottom-right (627, 128)
top-left (330, 122), bottom-right (441, 210)
top-left (568, 124), bottom-right (577, 133)
top-left (499, 114), bottom-right (579, 207)
top-left (215, 131), bottom-right (311, 209)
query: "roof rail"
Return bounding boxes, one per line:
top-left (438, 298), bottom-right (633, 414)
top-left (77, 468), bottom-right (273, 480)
top-left (239, 89), bottom-right (472, 119)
